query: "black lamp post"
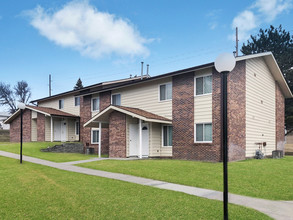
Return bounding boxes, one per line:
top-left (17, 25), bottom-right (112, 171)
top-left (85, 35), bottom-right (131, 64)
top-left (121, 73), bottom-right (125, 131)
top-left (215, 53), bottom-right (236, 220)
top-left (18, 102), bottom-right (26, 164)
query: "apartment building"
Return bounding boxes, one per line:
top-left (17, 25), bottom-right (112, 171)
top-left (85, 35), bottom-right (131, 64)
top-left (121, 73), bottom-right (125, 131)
top-left (5, 52), bottom-right (292, 161)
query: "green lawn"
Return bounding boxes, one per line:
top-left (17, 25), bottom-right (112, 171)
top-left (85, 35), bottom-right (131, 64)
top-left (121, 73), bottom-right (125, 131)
top-left (0, 142), bottom-right (100, 162)
top-left (77, 157), bottom-right (293, 201)
top-left (0, 156), bottom-right (270, 219)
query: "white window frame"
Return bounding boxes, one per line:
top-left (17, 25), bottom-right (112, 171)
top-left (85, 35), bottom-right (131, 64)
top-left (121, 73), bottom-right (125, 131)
top-left (194, 74), bottom-right (212, 97)
top-left (158, 82), bottom-right (172, 102)
top-left (75, 121), bottom-right (80, 135)
top-left (91, 128), bottom-right (100, 144)
top-left (74, 97), bottom-right (80, 106)
top-left (91, 97), bottom-right (100, 112)
top-left (161, 125), bottom-right (173, 147)
top-left (194, 122), bottom-right (212, 143)
top-left (111, 93), bottom-right (121, 106)
top-left (59, 99), bottom-right (64, 109)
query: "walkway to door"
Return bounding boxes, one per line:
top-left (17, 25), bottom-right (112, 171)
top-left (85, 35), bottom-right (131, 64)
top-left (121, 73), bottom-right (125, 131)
top-left (0, 150), bottom-right (292, 220)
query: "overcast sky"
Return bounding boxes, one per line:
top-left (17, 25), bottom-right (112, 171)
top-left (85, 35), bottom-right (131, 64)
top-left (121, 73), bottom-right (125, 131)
top-left (0, 0), bottom-right (292, 112)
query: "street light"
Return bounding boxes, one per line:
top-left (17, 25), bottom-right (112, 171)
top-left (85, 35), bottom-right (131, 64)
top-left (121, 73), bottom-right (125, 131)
top-left (18, 102), bottom-right (26, 164)
top-left (215, 53), bottom-right (236, 220)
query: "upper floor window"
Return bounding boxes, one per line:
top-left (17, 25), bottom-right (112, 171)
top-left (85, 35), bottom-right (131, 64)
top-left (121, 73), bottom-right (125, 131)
top-left (160, 83), bottom-right (172, 101)
top-left (112, 94), bottom-right (121, 106)
top-left (195, 123), bottom-right (212, 142)
top-left (162, 125), bottom-right (173, 147)
top-left (92, 97), bottom-right (100, 112)
top-left (59, 99), bottom-right (64, 109)
top-left (195, 75), bottom-right (212, 96)
top-left (75, 97), bottom-right (80, 106)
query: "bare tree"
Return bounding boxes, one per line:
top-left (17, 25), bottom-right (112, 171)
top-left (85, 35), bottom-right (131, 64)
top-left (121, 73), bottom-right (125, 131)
top-left (0, 81), bottom-right (31, 114)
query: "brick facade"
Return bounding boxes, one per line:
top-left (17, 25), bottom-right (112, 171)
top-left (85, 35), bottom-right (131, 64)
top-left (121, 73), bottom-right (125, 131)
top-left (227, 60), bottom-right (246, 161)
top-left (37, 113), bottom-right (45, 142)
top-left (172, 61), bottom-right (246, 162)
top-left (80, 92), bottom-right (111, 154)
top-left (275, 83), bottom-right (285, 151)
top-left (10, 109), bottom-right (31, 142)
top-left (109, 111), bottom-right (126, 158)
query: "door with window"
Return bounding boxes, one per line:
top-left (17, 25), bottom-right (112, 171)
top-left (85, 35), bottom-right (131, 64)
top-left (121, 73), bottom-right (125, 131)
top-left (129, 123), bottom-right (149, 157)
top-left (61, 120), bottom-right (67, 142)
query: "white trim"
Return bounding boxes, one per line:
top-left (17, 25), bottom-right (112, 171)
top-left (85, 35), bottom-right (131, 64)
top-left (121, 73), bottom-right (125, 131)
top-left (158, 82), bottom-right (172, 102)
top-left (91, 128), bottom-right (100, 144)
top-left (139, 119), bottom-right (142, 158)
top-left (50, 116), bottom-right (53, 142)
top-left (91, 96), bottom-right (100, 112)
top-left (25, 106), bottom-right (51, 117)
top-left (161, 125), bottom-right (173, 147)
top-left (194, 122), bottom-right (212, 143)
top-left (194, 74), bottom-right (212, 97)
top-left (98, 122), bottom-right (102, 158)
top-left (84, 105), bottom-right (172, 127)
top-left (111, 93), bottom-right (121, 106)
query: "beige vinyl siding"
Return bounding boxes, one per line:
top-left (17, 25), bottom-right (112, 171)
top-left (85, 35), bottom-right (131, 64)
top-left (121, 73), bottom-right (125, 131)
top-left (113, 78), bottom-right (172, 120)
top-left (149, 122), bottom-right (160, 157)
top-left (67, 119), bottom-right (79, 141)
top-left (31, 118), bottom-right (37, 141)
top-left (32, 111), bottom-right (37, 119)
top-left (39, 95), bottom-right (80, 116)
top-left (194, 68), bottom-right (212, 124)
top-left (246, 57), bottom-right (276, 157)
top-left (45, 116), bottom-right (51, 141)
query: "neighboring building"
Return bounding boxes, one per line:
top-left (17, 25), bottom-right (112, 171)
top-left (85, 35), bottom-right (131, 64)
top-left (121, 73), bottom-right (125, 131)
top-left (4, 52), bottom-right (292, 161)
top-left (0, 112), bottom-right (10, 130)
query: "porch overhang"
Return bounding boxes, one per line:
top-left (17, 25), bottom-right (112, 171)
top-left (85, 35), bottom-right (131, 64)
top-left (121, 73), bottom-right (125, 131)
top-left (84, 105), bottom-right (172, 128)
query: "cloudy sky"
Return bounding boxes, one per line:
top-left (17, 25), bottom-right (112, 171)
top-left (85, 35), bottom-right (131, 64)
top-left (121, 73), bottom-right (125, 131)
top-left (0, 0), bottom-right (292, 111)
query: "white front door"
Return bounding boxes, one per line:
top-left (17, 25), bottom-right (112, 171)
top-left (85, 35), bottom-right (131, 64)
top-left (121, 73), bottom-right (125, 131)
top-left (61, 120), bottom-right (67, 142)
top-left (129, 124), bottom-right (139, 156)
top-left (54, 120), bottom-right (61, 141)
top-left (129, 123), bottom-right (149, 157)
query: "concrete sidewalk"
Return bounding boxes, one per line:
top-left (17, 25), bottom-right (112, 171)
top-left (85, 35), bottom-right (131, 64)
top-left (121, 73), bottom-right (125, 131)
top-left (0, 150), bottom-right (292, 220)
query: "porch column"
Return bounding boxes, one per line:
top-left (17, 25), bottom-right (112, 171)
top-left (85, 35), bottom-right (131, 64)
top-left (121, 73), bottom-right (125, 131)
top-left (99, 122), bottom-right (102, 158)
top-left (139, 119), bottom-right (142, 158)
top-left (50, 116), bottom-right (53, 142)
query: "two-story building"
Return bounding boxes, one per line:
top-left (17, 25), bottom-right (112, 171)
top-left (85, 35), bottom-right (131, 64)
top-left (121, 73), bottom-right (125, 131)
top-left (5, 52), bottom-right (292, 161)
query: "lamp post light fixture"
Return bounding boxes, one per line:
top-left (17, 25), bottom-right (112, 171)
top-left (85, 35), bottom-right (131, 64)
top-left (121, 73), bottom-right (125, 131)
top-left (215, 53), bottom-right (236, 220)
top-left (17, 102), bottom-right (26, 164)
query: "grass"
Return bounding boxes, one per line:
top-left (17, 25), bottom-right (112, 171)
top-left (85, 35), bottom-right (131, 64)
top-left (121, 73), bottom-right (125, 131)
top-left (0, 142), bottom-right (101, 162)
top-left (0, 156), bottom-right (270, 220)
top-left (77, 157), bottom-right (293, 201)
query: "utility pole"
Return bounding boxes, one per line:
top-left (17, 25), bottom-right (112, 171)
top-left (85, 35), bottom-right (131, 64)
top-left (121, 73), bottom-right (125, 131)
top-left (49, 74), bottom-right (52, 97)
top-left (236, 27), bottom-right (239, 57)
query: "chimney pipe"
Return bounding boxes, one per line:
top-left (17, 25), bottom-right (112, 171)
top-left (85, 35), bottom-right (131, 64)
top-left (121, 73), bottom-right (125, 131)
top-left (141, 62), bottom-right (144, 80)
top-left (147, 64), bottom-right (149, 76)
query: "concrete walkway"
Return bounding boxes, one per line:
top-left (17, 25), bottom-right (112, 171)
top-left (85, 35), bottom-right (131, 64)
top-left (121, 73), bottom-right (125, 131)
top-left (0, 150), bottom-right (292, 220)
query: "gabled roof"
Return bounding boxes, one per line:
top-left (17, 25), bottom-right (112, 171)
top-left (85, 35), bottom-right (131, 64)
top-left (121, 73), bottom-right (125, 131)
top-left (4, 105), bottom-right (78, 124)
top-left (84, 105), bottom-right (172, 127)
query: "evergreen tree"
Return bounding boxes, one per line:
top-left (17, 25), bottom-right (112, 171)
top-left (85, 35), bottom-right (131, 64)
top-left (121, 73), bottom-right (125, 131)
top-left (74, 78), bottom-right (84, 90)
top-left (241, 25), bottom-right (293, 133)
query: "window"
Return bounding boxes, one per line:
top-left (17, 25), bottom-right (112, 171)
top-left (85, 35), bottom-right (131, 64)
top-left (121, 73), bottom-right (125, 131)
top-left (159, 83), bottom-right (172, 101)
top-left (92, 97), bottom-right (99, 112)
top-left (112, 94), bottom-right (121, 106)
top-left (195, 123), bottom-right (212, 142)
top-left (195, 75), bottom-right (212, 96)
top-left (75, 97), bottom-right (80, 106)
top-left (91, 129), bottom-right (99, 144)
top-left (162, 125), bottom-right (173, 147)
top-left (75, 121), bottom-right (80, 135)
top-left (59, 99), bottom-right (64, 109)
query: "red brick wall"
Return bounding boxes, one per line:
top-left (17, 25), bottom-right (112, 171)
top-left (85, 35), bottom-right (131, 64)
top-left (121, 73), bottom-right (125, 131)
top-left (109, 111), bottom-right (126, 158)
top-left (275, 83), bottom-right (285, 151)
top-left (37, 113), bottom-right (45, 141)
top-left (10, 109), bottom-right (31, 142)
top-left (172, 61), bottom-right (246, 162)
top-left (227, 60), bottom-right (246, 161)
top-left (80, 92), bottom-right (111, 154)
